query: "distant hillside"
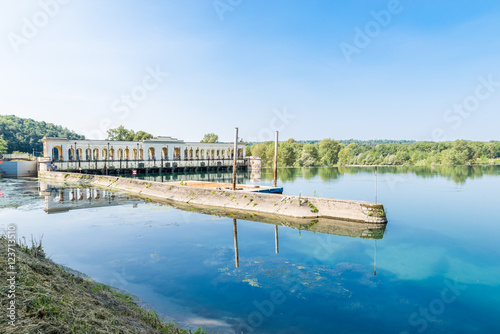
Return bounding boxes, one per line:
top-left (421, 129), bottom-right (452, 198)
top-left (0, 115), bottom-right (84, 155)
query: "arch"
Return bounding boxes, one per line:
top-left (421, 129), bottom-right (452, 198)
top-left (102, 148), bottom-right (108, 160)
top-left (52, 146), bottom-right (62, 161)
top-left (125, 148), bottom-right (130, 160)
top-left (68, 148), bottom-right (75, 160)
top-left (211, 149), bottom-right (215, 159)
top-left (221, 150), bottom-right (225, 159)
top-left (139, 149), bottom-right (144, 160)
top-left (148, 147), bottom-right (155, 160)
top-left (76, 148), bottom-right (82, 160)
top-left (174, 147), bottom-right (181, 160)
top-left (195, 149), bottom-right (200, 159)
top-left (184, 149), bottom-right (188, 160)
top-left (200, 149), bottom-right (204, 160)
top-left (118, 149), bottom-right (123, 160)
top-left (189, 149), bottom-right (193, 159)
top-left (93, 149), bottom-right (99, 160)
top-left (86, 148), bottom-right (91, 160)
top-left (162, 147), bottom-right (168, 160)
top-left (133, 149), bottom-right (138, 160)
top-left (109, 148), bottom-right (115, 160)
top-left (238, 148), bottom-right (243, 158)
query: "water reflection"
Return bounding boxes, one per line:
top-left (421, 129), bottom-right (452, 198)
top-left (260, 165), bottom-right (500, 184)
top-left (39, 182), bottom-right (140, 214)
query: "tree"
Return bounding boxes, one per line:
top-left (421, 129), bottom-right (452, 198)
top-left (295, 144), bottom-right (319, 167)
top-left (201, 133), bottom-right (219, 143)
top-left (278, 141), bottom-right (298, 167)
top-left (0, 134), bottom-right (7, 156)
top-left (106, 125), bottom-right (134, 141)
top-left (318, 138), bottom-right (341, 166)
top-left (106, 126), bottom-right (153, 141)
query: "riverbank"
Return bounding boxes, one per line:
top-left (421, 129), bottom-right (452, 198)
top-left (0, 236), bottom-right (204, 334)
top-left (39, 171), bottom-right (387, 224)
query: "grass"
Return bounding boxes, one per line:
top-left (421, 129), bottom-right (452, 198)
top-left (306, 200), bottom-right (319, 213)
top-left (0, 236), bottom-right (207, 334)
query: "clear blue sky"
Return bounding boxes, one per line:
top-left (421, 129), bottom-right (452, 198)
top-left (1, 0), bottom-right (500, 142)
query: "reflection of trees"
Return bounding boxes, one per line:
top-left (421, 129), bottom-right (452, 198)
top-left (262, 166), bottom-right (500, 185)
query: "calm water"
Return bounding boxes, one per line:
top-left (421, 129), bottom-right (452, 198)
top-left (1, 166), bottom-right (499, 333)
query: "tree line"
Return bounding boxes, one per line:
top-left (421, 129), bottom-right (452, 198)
top-left (0, 115), bottom-right (84, 156)
top-left (247, 139), bottom-right (500, 167)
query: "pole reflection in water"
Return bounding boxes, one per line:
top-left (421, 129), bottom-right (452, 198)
top-left (233, 218), bottom-right (239, 268)
top-left (374, 239), bottom-right (377, 276)
top-left (275, 225), bottom-right (279, 254)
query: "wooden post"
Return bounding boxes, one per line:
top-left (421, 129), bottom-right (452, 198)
top-left (232, 127), bottom-right (238, 191)
top-left (273, 131), bottom-right (278, 188)
top-left (375, 166), bottom-right (378, 204)
top-left (233, 218), bottom-right (239, 268)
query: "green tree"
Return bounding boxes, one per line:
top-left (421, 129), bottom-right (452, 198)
top-left (278, 141), bottom-right (298, 167)
top-left (133, 131), bottom-right (153, 141)
top-left (295, 144), bottom-right (319, 167)
top-left (318, 138), bottom-right (341, 166)
top-left (106, 125), bottom-right (134, 141)
top-left (201, 133), bottom-right (219, 143)
top-left (0, 134), bottom-right (7, 156)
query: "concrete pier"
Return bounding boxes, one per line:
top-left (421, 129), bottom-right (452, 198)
top-left (40, 171), bottom-right (388, 224)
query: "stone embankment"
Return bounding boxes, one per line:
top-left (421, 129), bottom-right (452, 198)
top-left (40, 171), bottom-right (387, 224)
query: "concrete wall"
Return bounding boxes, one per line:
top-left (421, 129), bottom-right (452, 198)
top-left (0, 161), bottom-right (37, 177)
top-left (40, 171), bottom-right (387, 224)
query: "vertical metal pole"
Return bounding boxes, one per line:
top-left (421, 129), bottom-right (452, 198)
top-left (274, 131), bottom-right (278, 188)
top-left (275, 225), bottom-right (279, 254)
top-left (233, 218), bottom-right (239, 268)
top-left (232, 127), bottom-right (238, 191)
top-left (374, 240), bottom-right (377, 276)
top-left (375, 166), bottom-right (378, 204)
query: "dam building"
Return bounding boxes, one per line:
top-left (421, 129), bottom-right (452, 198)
top-left (41, 136), bottom-right (260, 174)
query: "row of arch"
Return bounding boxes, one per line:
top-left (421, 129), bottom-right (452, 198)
top-left (51, 146), bottom-right (244, 161)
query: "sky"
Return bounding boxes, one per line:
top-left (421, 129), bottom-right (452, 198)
top-left (1, 0), bottom-right (500, 142)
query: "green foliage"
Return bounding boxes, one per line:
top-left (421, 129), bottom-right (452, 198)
top-left (200, 133), bottom-right (219, 143)
top-left (0, 114), bottom-right (84, 154)
top-left (248, 138), bottom-right (500, 167)
top-left (106, 125), bottom-right (153, 141)
top-left (0, 134), bottom-right (7, 156)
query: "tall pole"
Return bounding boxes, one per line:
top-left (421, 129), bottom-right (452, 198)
top-left (232, 127), bottom-right (238, 191)
top-left (275, 225), bottom-right (279, 254)
top-left (375, 166), bottom-right (378, 204)
top-left (273, 131), bottom-right (278, 188)
top-left (233, 218), bottom-right (239, 268)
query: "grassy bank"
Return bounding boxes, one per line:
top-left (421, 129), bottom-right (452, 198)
top-left (0, 236), bottom-right (206, 334)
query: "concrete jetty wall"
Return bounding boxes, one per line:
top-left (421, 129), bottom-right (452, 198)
top-left (39, 171), bottom-right (387, 224)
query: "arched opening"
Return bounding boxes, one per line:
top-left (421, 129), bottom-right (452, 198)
top-left (86, 148), bottom-right (91, 161)
top-left (133, 149), bottom-right (137, 160)
top-left (102, 149), bottom-right (108, 160)
top-left (93, 149), bottom-right (99, 160)
top-left (68, 148), bottom-right (75, 160)
top-left (221, 150), bottom-right (225, 159)
top-left (125, 148), bottom-right (130, 160)
top-left (139, 149), bottom-right (144, 160)
top-left (162, 147), bottom-right (168, 160)
top-left (118, 149), bottom-right (123, 160)
top-left (238, 148), bottom-right (243, 158)
top-left (211, 149), bottom-right (215, 159)
top-left (216, 150), bottom-right (220, 159)
top-left (195, 149), bottom-right (199, 159)
top-left (148, 147), bottom-right (155, 160)
top-left (52, 146), bottom-right (62, 161)
top-left (174, 147), bottom-right (181, 160)
top-left (189, 149), bottom-right (193, 159)
top-left (200, 149), bottom-right (204, 160)
top-left (109, 148), bottom-right (115, 160)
